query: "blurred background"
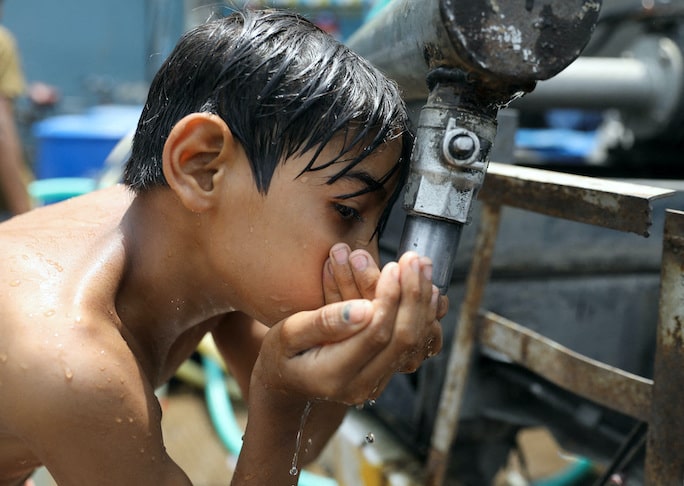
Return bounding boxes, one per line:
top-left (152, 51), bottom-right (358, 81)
top-left (1, 0), bottom-right (378, 188)
top-left (5, 0), bottom-right (375, 113)
top-left (7, 1), bottom-right (684, 484)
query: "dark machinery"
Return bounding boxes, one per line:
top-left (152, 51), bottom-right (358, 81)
top-left (348, 1), bottom-right (684, 484)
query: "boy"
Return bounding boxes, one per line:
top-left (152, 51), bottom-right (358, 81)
top-left (0, 9), bottom-right (445, 485)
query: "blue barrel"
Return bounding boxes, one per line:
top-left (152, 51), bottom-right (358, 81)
top-left (32, 105), bottom-right (141, 179)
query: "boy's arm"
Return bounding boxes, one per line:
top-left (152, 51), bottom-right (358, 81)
top-left (13, 343), bottom-right (192, 486)
top-left (211, 312), bottom-right (349, 464)
top-left (212, 312), bottom-right (268, 401)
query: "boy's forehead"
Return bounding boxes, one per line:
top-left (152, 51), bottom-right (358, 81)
top-left (274, 136), bottom-right (404, 196)
top-left (316, 137), bottom-right (403, 175)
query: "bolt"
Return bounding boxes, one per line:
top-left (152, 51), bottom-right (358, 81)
top-left (448, 133), bottom-right (477, 161)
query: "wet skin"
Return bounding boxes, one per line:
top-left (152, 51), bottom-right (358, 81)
top-left (0, 113), bottom-right (445, 485)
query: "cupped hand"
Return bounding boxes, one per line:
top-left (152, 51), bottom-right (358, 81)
top-left (251, 244), bottom-right (447, 406)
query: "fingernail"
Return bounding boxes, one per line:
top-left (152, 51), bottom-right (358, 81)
top-left (350, 253), bottom-right (368, 271)
top-left (431, 286), bottom-right (439, 308)
top-left (388, 262), bottom-right (400, 281)
top-left (411, 257), bottom-right (420, 274)
top-left (423, 262), bottom-right (433, 282)
top-left (332, 245), bottom-right (349, 265)
top-left (343, 301), bottom-right (372, 323)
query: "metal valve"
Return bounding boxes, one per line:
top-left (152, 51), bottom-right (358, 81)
top-left (442, 123), bottom-right (481, 168)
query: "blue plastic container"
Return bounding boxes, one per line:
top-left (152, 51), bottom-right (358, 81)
top-left (33, 105), bottom-right (141, 179)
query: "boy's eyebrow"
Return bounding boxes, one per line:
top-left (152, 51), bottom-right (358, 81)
top-left (333, 170), bottom-right (388, 200)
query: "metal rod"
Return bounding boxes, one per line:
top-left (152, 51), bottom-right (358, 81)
top-left (515, 57), bottom-right (654, 112)
top-left (399, 215), bottom-right (463, 294)
top-left (425, 202), bottom-right (502, 486)
top-left (644, 209), bottom-right (684, 484)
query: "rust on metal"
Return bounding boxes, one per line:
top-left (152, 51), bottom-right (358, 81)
top-left (480, 162), bottom-right (676, 236)
top-left (644, 209), bottom-right (684, 484)
top-left (440, 0), bottom-right (602, 83)
top-left (479, 311), bottom-right (653, 421)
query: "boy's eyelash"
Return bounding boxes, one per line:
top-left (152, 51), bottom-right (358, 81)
top-left (334, 203), bottom-right (364, 223)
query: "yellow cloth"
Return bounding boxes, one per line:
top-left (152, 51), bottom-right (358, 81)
top-left (0, 25), bottom-right (24, 99)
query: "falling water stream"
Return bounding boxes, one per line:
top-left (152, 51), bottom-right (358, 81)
top-left (289, 400), bottom-right (313, 478)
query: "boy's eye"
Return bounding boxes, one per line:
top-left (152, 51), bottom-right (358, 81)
top-left (334, 203), bottom-right (364, 223)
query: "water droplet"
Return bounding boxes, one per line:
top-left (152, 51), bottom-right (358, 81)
top-left (364, 433), bottom-right (375, 444)
top-left (44, 309), bottom-right (56, 318)
top-left (115, 417), bottom-right (123, 424)
top-left (128, 417), bottom-right (134, 423)
top-left (368, 399), bottom-right (376, 407)
top-left (139, 448), bottom-right (145, 454)
top-left (9, 279), bottom-right (20, 287)
top-left (64, 367), bottom-right (73, 381)
top-left (289, 467), bottom-right (298, 476)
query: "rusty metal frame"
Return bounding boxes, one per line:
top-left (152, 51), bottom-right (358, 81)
top-left (425, 162), bottom-right (675, 485)
top-left (479, 311), bottom-right (653, 422)
top-left (644, 209), bottom-right (684, 483)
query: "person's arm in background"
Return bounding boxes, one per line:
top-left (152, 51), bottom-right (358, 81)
top-left (0, 24), bottom-right (31, 215)
top-left (0, 93), bottom-right (30, 214)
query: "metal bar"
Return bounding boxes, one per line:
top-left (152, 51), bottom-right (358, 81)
top-left (480, 162), bottom-right (676, 236)
top-left (425, 202), bottom-right (502, 486)
top-left (644, 209), bottom-right (684, 484)
top-left (479, 311), bottom-right (653, 422)
top-left (511, 35), bottom-right (684, 141)
top-left (515, 57), bottom-right (655, 112)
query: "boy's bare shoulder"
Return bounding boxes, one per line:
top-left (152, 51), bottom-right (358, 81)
top-left (0, 289), bottom-right (164, 480)
top-left (0, 185), bottom-right (148, 433)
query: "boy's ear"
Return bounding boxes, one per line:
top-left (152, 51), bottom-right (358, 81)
top-left (162, 112), bottom-right (239, 212)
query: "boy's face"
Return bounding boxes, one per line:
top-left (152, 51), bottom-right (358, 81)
top-left (217, 139), bottom-right (403, 326)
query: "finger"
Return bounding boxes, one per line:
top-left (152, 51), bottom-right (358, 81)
top-left (327, 261), bottom-right (401, 362)
top-left (329, 243), bottom-right (361, 300)
top-left (436, 293), bottom-right (449, 320)
top-left (323, 258), bottom-right (343, 304)
top-left (392, 252), bottom-right (435, 342)
top-left (279, 300), bottom-right (373, 355)
top-left (427, 319), bottom-right (443, 358)
top-left (355, 254), bottom-right (435, 378)
top-left (407, 254), bottom-right (434, 304)
top-left (348, 249), bottom-right (381, 300)
top-left (287, 264), bottom-right (402, 401)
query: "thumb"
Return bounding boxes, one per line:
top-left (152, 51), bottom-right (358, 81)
top-left (282, 299), bottom-right (373, 355)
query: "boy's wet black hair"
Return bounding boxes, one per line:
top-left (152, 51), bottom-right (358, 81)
top-left (124, 9), bottom-right (413, 235)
